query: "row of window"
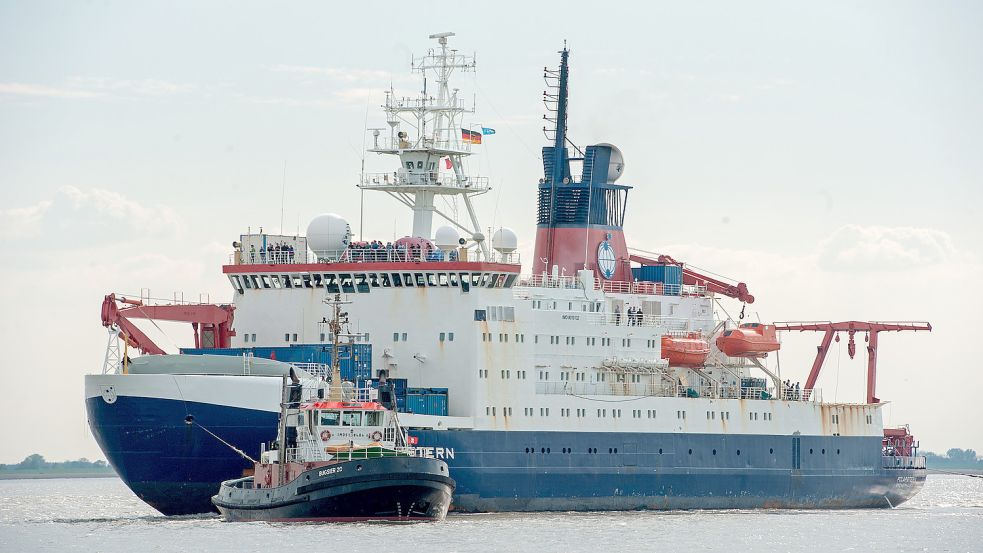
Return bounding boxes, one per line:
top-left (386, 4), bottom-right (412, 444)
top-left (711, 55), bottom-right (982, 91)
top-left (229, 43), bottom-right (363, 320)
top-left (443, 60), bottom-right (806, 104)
top-left (531, 300), bottom-right (604, 312)
top-left (230, 271), bottom-right (518, 294)
top-left (483, 405), bottom-right (784, 423)
top-left (481, 333), bottom-right (526, 343)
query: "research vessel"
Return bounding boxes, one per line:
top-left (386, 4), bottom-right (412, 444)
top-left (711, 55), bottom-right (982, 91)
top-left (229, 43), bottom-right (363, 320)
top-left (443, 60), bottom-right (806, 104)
top-left (86, 32), bottom-right (929, 515)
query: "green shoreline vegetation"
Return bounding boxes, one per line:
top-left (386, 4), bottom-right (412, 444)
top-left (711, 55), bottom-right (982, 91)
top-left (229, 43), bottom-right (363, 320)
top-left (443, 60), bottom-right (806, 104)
top-left (0, 454), bottom-right (117, 479)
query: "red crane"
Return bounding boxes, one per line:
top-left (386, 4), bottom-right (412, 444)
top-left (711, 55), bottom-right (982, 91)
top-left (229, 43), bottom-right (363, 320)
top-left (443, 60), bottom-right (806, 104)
top-left (101, 293), bottom-right (236, 355)
top-left (773, 321), bottom-right (932, 404)
top-left (629, 254), bottom-right (755, 304)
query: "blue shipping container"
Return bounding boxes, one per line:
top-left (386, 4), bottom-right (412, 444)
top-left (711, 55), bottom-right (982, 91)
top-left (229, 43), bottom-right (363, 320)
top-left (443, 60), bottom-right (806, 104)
top-left (405, 393), bottom-right (448, 416)
top-left (633, 264), bottom-right (682, 294)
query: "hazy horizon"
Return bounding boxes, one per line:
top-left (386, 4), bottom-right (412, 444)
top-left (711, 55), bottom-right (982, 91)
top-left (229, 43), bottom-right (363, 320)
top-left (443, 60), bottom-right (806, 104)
top-left (1, 1), bottom-right (981, 463)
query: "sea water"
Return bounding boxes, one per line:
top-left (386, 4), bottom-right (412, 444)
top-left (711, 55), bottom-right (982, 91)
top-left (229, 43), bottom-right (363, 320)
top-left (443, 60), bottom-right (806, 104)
top-left (1, 475), bottom-right (980, 552)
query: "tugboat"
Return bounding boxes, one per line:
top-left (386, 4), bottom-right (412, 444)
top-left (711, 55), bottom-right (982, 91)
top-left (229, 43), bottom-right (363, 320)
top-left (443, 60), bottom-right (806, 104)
top-left (212, 296), bottom-right (455, 522)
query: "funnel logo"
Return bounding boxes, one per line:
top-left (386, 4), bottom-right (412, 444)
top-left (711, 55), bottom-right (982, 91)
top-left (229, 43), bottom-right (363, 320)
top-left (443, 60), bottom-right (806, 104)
top-left (597, 241), bottom-right (616, 280)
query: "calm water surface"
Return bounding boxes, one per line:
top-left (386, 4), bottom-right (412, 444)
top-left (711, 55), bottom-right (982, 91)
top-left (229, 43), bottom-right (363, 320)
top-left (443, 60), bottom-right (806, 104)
top-left (1, 475), bottom-right (981, 552)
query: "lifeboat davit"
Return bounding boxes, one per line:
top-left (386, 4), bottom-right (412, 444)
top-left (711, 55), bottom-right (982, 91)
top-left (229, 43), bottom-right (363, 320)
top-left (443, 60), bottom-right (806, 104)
top-left (661, 333), bottom-right (710, 367)
top-left (715, 323), bottom-right (781, 358)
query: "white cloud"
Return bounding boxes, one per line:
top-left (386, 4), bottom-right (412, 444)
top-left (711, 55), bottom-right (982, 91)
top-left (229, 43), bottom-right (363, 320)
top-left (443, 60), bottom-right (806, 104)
top-left (0, 186), bottom-right (182, 243)
top-left (0, 82), bottom-right (103, 99)
top-left (66, 77), bottom-right (199, 97)
top-left (0, 200), bottom-right (53, 237)
top-left (817, 224), bottom-right (959, 272)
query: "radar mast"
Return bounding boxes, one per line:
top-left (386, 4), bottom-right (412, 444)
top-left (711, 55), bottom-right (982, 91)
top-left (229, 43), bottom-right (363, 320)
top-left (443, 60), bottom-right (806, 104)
top-left (359, 32), bottom-right (491, 260)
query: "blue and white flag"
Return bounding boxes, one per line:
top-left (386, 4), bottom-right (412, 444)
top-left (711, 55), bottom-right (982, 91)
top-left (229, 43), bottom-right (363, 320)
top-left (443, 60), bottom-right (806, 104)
top-left (481, 127), bottom-right (496, 135)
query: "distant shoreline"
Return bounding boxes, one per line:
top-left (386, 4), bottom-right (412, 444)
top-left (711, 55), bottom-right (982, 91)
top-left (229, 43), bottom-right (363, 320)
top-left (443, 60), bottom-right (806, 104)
top-left (0, 472), bottom-right (118, 481)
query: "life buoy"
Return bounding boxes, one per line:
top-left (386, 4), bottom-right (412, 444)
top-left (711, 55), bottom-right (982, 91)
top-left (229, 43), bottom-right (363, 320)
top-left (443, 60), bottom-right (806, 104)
top-left (320, 430), bottom-right (332, 441)
top-left (370, 431), bottom-right (383, 441)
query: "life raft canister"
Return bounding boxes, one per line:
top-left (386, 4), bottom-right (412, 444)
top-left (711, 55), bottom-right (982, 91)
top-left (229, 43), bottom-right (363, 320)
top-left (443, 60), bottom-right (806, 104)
top-left (320, 430), bottom-right (332, 441)
top-left (370, 430), bottom-right (383, 441)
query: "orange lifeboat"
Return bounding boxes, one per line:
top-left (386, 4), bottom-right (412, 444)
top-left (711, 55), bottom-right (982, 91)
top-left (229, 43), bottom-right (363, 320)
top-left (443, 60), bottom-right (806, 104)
top-left (661, 333), bottom-right (710, 367)
top-left (715, 323), bottom-right (781, 358)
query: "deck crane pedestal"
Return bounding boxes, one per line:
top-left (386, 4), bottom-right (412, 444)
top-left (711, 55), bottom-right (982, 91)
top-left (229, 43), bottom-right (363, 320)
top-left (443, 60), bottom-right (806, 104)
top-left (773, 321), bottom-right (932, 404)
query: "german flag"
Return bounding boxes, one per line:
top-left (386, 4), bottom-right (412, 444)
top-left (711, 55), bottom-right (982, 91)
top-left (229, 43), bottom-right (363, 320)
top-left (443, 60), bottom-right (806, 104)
top-left (461, 128), bottom-right (482, 144)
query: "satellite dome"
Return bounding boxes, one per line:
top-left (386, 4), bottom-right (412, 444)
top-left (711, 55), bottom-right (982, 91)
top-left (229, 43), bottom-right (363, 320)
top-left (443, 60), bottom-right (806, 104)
top-left (306, 213), bottom-right (351, 254)
top-left (434, 226), bottom-right (460, 251)
top-left (596, 143), bottom-right (625, 182)
top-left (492, 228), bottom-right (518, 253)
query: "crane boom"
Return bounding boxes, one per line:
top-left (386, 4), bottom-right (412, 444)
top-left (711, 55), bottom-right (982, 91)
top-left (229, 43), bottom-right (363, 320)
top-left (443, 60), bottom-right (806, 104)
top-left (774, 321), bottom-right (932, 404)
top-left (101, 293), bottom-right (236, 355)
top-left (629, 254), bottom-right (755, 303)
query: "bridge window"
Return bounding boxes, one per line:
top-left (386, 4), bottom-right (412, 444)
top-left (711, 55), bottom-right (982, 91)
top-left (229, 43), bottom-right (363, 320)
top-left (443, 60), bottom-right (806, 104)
top-left (459, 273), bottom-right (470, 292)
top-left (323, 274), bottom-right (338, 293)
top-left (339, 274), bottom-right (354, 293)
top-left (427, 273), bottom-right (438, 286)
top-left (341, 411), bottom-right (362, 426)
top-left (402, 273), bottom-right (413, 286)
top-left (438, 273), bottom-right (449, 286)
top-left (391, 273), bottom-right (402, 287)
top-left (368, 273), bottom-right (380, 287)
top-left (312, 274), bottom-right (323, 288)
top-left (449, 273), bottom-right (459, 286)
top-left (415, 273), bottom-right (426, 287)
top-left (380, 273), bottom-right (391, 287)
top-left (354, 274), bottom-right (369, 293)
top-left (319, 410), bottom-right (340, 426)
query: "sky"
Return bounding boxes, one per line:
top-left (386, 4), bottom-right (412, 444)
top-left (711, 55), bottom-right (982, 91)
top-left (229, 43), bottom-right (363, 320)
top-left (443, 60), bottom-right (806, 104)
top-left (0, 1), bottom-right (981, 463)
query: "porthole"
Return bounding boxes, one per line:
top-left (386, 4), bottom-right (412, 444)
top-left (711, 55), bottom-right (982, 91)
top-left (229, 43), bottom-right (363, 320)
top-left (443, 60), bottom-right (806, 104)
top-left (822, 448), bottom-right (826, 455)
top-left (809, 449), bottom-right (814, 454)
top-left (658, 448), bottom-right (663, 454)
top-left (547, 448), bottom-right (551, 454)
top-left (712, 449), bottom-right (717, 455)
top-left (614, 448), bottom-right (618, 454)
top-left (688, 449), bottom-right (693, 455)
top-left (837, 449), bottom-right (841, 455)
top-left (769, 448), bottom-right (774, 454)
top-left (541, 448), bottom-right (545, 454)
top-left (736, 450), bottom-right (741, 456)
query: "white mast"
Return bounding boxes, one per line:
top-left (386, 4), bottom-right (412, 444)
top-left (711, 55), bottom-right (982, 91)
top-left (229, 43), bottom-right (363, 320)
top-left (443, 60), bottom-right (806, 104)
top-left (359, 32), bottom-right (491, 260)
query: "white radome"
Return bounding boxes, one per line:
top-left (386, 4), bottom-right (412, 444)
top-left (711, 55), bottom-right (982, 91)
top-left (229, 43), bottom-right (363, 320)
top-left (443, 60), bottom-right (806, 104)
top-left (306, 213), bottom-right (351, 253)
top-left (492, 228), bottom-right (518, 253)
top-left (434, 226), bottom-right (460, 251)
top-left (597, 143), bottom-right (625, 182)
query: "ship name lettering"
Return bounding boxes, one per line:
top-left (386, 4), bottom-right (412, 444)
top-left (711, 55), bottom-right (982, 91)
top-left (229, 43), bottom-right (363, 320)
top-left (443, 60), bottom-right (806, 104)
top-left (896, 476), bottom-right (915, 484)
top-left (415, 446), bottom-right (455, 460)
top-left (318, 466), bottom-right (343, 477)
top-left (561, 315), bottom-right (580, 321)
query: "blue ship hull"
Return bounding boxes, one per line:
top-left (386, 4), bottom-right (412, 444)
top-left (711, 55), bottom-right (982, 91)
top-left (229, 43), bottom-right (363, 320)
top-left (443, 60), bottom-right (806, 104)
top-left (86, 396), bottom-right (925, 515)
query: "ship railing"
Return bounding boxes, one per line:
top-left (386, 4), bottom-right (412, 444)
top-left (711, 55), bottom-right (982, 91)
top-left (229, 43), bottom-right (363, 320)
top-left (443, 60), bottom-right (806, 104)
top-left (283, 446), bottom-right (415, 463)
top-left (231, 246), bottom-right (518, 266)
top-left (369, 136), bottom-right (474, 153)
top-left (882, 455), bottom-right (926, 469)
top-left (535, 381), bottom-right (820, 403)
top-left (509, 304), bottom-right (691, 330)
top-left (515, 274), bottom-right (709, 298)
top-left (360, 172), bottom-right (489, 191)
top-left (597, 280), bottom-right (709, 297)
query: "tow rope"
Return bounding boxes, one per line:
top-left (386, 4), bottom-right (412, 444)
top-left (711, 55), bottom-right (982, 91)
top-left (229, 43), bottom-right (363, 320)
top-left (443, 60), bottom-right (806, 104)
top-left (186, 416), bottom-right (257, 464)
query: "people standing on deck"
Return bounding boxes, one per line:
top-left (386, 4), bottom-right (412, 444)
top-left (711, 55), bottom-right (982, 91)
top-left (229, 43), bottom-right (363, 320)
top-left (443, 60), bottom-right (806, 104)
top-left (614, 305), bottom-right (622, 325)
top-left (795, 382), bottom-right (801, 401)
top-left (250, 244), bottom-right (256, 263)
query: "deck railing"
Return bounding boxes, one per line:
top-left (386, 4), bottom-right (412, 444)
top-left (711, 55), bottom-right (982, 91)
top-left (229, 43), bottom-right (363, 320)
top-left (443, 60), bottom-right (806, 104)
top-left (882, 455), bottom-right (926, 469)
top-left (230, 247), bottom-right (518, 266)
top-left (535, 381), bottom-right (820, 403)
